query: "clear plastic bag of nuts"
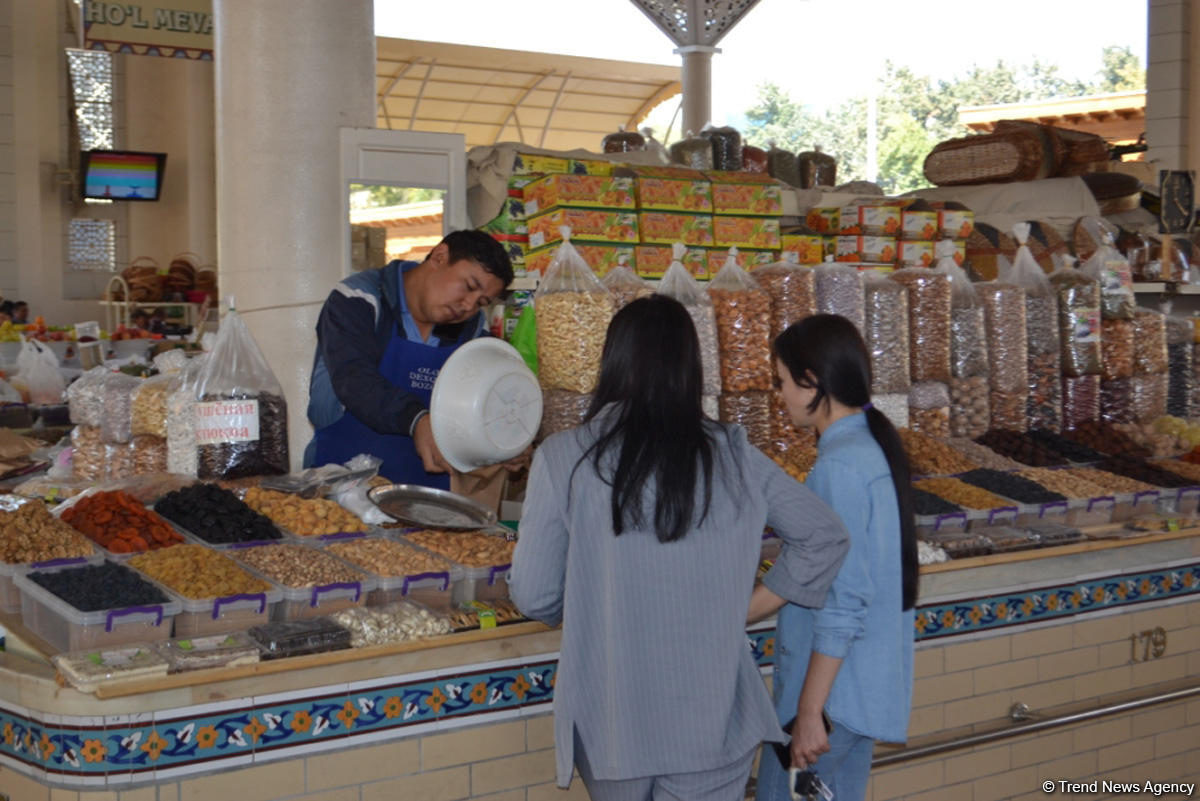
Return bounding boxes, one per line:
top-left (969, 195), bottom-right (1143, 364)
top-left (988, 390), bottom-right (1028, 432)
top-left (1132, 308), bottom-right (1168, 375)
top-left (539, 389), bottom-right (592, 441)
top-left (99, 372), bottom-right (143, 444)
top-left (931, 241), bottom-right (989, 381)
top-left (908, 381), bottom-right (951, 439)
top-left (1166, 316), bottom-right (1194, 417)
top-left (71, 425), bottom-right (108, 482)
top-left (1191, 342), bottom-right (1200, 418)
top-left (872, 393), bottom-right (910, 431)
top-left (1062, 375), bottom-right (1101, 431)
top-left (131, 374), bottom-right (172, 438)
top-left (863, 276), bottom-right (910, 394)
top-left (718, 392), bottom-right (771, 453)
top-left (950, 376), bottom-right (990, 438)
top-left (657, 243), bottom-right (721, 397)
top-left (1048, 266), bottom-right (1102, 377)
top-left (976, 283), bottom-right (1028, 395)
top-left (890, 267), bottom-right (952, 383)
top-left (814, 258), bottom-right (865, 333)
top-left (1131, 373), bottom-right (1168, 421)
top-left (752, 255), bottom-right (817, 341)
top-left (166, 357), bottom-right (204, 478)
top-left (600, 260), bottom-right (653, 311)
top-left (534, 229), bottom-right (615, 395)
top-left (66, 367), bottom-right (109, 427)
top-left (1079, 219), bottom-right (1135, 320)
top-left (1100, 318), bottom-right (1135, 380)
top-left (998, 231), bottom-right (1062, 432)
top-left (1101, 378), bottom-right (1136, 424)
top-left (708, 248), bottom-right (773, 393)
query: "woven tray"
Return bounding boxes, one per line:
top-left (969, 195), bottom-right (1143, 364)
top-left (993, 120), bottom-right (1064, 177)
top-left (965, 223), bottom-right (1018, 281)
top-left (1026, 220), bottom-right (1069, 273)
top-left (924, 130), bottom-right (1050, 187)
top-left (1071, 216), bottom-right (1120, 262)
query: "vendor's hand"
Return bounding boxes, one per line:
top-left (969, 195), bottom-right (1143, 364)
top-left (499, 446), bottom-right (532, 473)
top-left (413, 414), bottom-right (452, 474)
top-left (790, 710), bottom-right (831, 770)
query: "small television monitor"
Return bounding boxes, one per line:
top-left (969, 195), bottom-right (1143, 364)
top-left (80, 149), bottom-right (167, 201)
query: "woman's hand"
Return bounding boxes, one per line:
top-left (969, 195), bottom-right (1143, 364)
top-left (789, 710), bottom-right (831, 769)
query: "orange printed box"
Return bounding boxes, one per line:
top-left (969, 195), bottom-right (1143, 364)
top-left (897, 240), bottom-right (935, 267)
top-left (707, 247), bottom-right (778, 275)
top-left (839, 202), bottom-right (902, 236)
top-left (938, 207), bottom-right (975, 239)
top-left (523, 174), bottom-right (635, 215)
top-left (781, 234), bottom-right (824, 264)
top-left (901, 209), bottom-right (938, 241)
top-left (635, 245), bottom-right (708, 279)
top-left (526, 208), bottom-right (639, 248)
top-left (525, 242), bottom-right (635, 279)
top-left (806, 207), bottom-right (840, 234)
top-left (568, 158), bottom-right (614, 176)
top-left (634, 170), bottom-right (713, 213)
top-left (512, 152), bottom-right (569, 175)
top-left (637, 211), bottom-right (714, 246)
top-left (950, 239), bottom-right (967, 266)
top-left (836, 235), bottom-right (897, 264)
top-left (712, 215), bottom-right (781, 249)
top-left (704, 171), bottom-right (783, 215)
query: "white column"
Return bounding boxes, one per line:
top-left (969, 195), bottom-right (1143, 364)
top-left (214, 0), bottom-right (376, 469)
top-left (1146, 0), bottom-right (1191, 169)
top-left (676, 45), bottom-right (718, 135)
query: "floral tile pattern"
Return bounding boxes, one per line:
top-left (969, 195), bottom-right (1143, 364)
top-left (914, 561), bottom-right (1200, 641)
top-left (3, 560), bottom-right (1199, 787)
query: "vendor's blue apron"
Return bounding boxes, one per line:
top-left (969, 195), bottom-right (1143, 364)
top-left (310, 330), bottom-right (452, 489)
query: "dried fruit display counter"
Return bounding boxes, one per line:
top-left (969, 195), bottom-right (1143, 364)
top-left (0, 520), bottom-right (1197, 799)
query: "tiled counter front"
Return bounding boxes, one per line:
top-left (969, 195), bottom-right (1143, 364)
top-left (0, 537), bottom-right (1198, 801)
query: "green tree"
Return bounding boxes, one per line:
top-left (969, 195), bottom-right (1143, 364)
top-left (1095, 45), bottom-right (1146, 92)
top-left (742, 45), bottom-right (1145, 195)
top-left (351, 184), bottom-right (443, 208)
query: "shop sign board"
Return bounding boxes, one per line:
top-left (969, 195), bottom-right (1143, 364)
top-left (82, 0), bottom-right (213, 61)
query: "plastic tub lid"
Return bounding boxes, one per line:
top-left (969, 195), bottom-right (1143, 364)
top-left (430, 338), bottom-right (543, 473)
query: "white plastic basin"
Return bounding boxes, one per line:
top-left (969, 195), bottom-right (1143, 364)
top-left (430, 338), bottom-right (543, 473)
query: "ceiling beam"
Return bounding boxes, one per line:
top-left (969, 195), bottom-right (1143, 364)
top-left (408, 58), bottom-right (438, 130)
top-left (626, 80), bottom-right (682, 129)
top-left (494, 71), bottom-right (554, 145)
top-left (540, 70), bottom-right (572, 148)
top-left (377, 59), bottom-right (421, 129)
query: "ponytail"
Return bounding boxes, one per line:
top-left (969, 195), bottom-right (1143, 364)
top-left (864, 407), bottom-right (919, 610)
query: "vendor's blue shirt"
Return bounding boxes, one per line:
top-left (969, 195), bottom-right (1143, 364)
top-left (773, 412), bottom-right (914, 743)
top-left (396, 273), bottom-right (439, 346)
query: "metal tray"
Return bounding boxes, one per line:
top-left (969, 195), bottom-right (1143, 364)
top-left (366, 484), bottom-right (497, 531)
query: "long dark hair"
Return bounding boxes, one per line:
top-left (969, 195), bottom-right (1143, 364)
top-left (576, 295), bottom-right (714, 543)
top-left (773, 314), bottom-right (919, 610)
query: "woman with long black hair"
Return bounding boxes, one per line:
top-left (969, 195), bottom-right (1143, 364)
top-left (510, 295), bottom-right (850, 801)
top-left (751, 314), bottom-right (919, 801)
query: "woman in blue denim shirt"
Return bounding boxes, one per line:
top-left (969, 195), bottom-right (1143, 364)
top-left (750, 314), bottom-right (919, 801)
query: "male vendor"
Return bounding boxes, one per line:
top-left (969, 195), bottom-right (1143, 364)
top-left (305, 229), bottom-right (514, 487)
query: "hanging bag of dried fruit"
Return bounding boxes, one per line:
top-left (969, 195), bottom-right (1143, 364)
top-left (193, 301), bottom-right (289, 479)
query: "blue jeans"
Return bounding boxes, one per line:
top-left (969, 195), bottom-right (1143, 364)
top-left (755, 719), bottom-right (874, 801)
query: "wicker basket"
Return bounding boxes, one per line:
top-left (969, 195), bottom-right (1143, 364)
top-left (110, 257), bottom-right (162, 302)
top-left (1071, 216), bottom-right (1120, 262)
top-left (923, 130), bottom-right (1049, 187)
top-left (165, 252), bottom-right (199, 294)
top-left (993, 120), bottom-right (1064, 178)
top-left (965, 223), bottom-right (1018, 281)
top-left (1025, 220), bottom-right (1069, 273)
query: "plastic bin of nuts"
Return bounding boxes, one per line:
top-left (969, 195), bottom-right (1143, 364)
top-left (920, 529), bottom-right (994, 559)
top-left (320, 533), bottom-right (464, 612)
top-left (230, 542), bottom-right (376, 621)
top-left (126, 544), bottom-right (282, 638)
top-left (399, 526), bottom-right (517, 604)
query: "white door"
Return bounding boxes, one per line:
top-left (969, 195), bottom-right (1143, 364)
top-left (339, 128), bottom-right (467, 276)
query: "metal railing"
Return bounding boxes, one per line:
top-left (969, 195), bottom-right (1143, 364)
top-left (872, 682), bottom-right (1200, 767)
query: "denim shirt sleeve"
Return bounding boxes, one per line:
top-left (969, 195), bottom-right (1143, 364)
top-left (804, 455), bottom-right (876, 659)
